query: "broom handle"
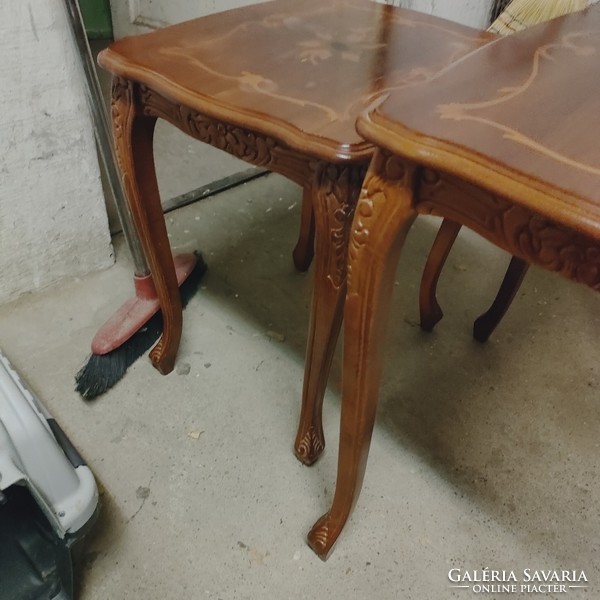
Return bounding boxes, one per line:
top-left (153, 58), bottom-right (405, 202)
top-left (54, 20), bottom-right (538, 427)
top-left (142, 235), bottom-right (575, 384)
top-left (63, 0), bottom-right (150, 277)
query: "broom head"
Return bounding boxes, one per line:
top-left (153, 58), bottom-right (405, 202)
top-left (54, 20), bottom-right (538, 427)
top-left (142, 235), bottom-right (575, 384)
top-left (489, 0), bottom-right (589, 35)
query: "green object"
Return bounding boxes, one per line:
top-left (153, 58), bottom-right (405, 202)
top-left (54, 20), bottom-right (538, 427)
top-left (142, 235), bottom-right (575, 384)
top-left (78, 0), bottom-right (113, 39)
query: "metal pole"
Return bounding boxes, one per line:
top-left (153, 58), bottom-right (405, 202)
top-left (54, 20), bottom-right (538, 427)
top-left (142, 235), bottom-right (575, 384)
top-left (63, 0), bottom-right (149, 277)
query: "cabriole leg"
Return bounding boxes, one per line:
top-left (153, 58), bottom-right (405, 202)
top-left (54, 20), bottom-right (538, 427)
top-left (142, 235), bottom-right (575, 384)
top-left (308, 151), bottom-right (417, 558)
top-left (111, 77), bottom-right (182, 374)
top-left (294, 164), bottom-right (365, 466)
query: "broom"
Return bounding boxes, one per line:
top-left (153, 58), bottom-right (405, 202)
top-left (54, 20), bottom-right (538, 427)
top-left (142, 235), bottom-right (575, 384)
top-left (64, 0), bottom-right (206, 400)
top-left (488, 0), bottom-right (591, 34)
top-left (74, 254), bottom-right (207, 399)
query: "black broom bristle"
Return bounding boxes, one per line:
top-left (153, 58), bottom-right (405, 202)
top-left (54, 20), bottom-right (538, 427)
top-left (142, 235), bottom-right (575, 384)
top-left (75, 254), bottom-right (207, 400)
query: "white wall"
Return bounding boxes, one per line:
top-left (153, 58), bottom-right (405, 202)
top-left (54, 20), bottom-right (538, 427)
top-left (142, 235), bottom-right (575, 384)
top-left (112, 0), bottom-right (494, 38)
top-left (380, 0), bottom-right (494, 29)
top-left (110, 0), bottom-right (266, 37)
top-left (0, 0), bottom-right (114, 305)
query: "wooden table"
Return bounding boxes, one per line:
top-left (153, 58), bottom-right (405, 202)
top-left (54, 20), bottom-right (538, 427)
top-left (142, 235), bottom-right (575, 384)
top-left (98, 0), bottom-right (493, 465)
top-left (309, 6), bottom-right (600, 558)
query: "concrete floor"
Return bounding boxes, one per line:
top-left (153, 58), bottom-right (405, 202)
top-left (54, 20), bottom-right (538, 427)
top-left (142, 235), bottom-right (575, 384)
top-left (1, 139), bottom-right (600, 597)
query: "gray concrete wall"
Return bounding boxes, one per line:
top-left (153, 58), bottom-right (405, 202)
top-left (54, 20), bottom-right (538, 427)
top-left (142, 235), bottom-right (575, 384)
top-left (112, 0), bottom-right (495, 38)
top-left (0, 0), bottom-right (114, 305)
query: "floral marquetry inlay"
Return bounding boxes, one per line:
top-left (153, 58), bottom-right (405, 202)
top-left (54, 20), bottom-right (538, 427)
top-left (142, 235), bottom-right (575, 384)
top-left (99, 0), bottom-right (494, 162)
top-left (296, 28), bottom-right (385, 66)
top-left (437, 31), bottom-right (600, 178)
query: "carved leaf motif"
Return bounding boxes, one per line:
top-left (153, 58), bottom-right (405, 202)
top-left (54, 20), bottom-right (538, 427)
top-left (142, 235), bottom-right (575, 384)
top-left (313, 163), bottom-right (366, 289)
top-left (418, 174), bottom-right (600, 291)
top-left (310, 520), bottom-right (331, 554)
top-left (346, 151), bottom-right (417, 290)
top-left (137, 85), bottom-right (312, 185)
top-left (110, 77), bottom-right (136, 200)
top-left (296, 426), bottom-right (325, 462)
top-left (349, 152), bottom-right (392, 248)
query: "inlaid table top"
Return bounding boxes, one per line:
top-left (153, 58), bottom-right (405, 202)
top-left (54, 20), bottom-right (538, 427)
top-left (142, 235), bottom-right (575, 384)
top-left (98, 0), bottom-right (493, 162)
top-left (357, 6), bottom-right (600, 237)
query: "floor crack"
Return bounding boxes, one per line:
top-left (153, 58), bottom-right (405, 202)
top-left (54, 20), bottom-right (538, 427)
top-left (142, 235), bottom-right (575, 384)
top-left (127, 472), bottom-right (155, 524)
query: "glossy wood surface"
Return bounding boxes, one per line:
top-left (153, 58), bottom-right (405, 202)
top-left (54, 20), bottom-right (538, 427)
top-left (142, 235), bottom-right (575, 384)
top-left (99, 0), bottom-right (494, 162)
top-left (99, 0), bottom-right (495, 474)
top-left (358, 5), bottom-right (600, 237)
top-left (312, 6), bottom-right (600, 558)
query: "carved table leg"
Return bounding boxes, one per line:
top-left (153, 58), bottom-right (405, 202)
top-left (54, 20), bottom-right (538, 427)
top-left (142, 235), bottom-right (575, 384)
top-left (473, 256), bottom-right (529, 343)
top-left (294, 164), bottom-right (365, 466)
top-left (307, 151), bottom-right (416, 559)
top-left (111, 77), bottom-right (182, 374)
top-left (419, 218), bottom-right (462, 331)
top-left (292, 187), bottom-right (316, 272)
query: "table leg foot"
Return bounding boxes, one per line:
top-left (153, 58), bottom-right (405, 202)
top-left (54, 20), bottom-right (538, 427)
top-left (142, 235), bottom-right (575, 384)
top-left (149, 339), bottom-right (177, 374)
top-left (294, 425), bottom-right (325, 466)
top-left (307, 511), bottom-right (340, 560)
top-left (473, 256), bottom-right (528, 343)
top-left (419, 218), bottom-right (462, 332)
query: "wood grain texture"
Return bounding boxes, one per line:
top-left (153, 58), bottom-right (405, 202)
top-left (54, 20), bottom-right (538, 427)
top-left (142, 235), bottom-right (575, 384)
top-left (111, 77), bottom-right (183, 374)
top-left (417, 171), bottom-right (600, 290)
top-left (99, 0), bottom-right (494, 162)
top-left (316, 6), bottom-right (600, 558)
top-left (309, 149), bottom-right (417, 558)
top-left (138, 85), bottom-right (314, 186)
top-left (294, 162), bottom-right (365, 466)
top-left (99, 0), bottom-right (494, 471)
top-left (358, 5), bottom-right (600, 237)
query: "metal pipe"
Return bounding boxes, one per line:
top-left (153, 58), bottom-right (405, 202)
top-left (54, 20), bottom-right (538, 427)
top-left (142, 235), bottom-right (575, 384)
top-left (63, 0), bottom-right (149, 276)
